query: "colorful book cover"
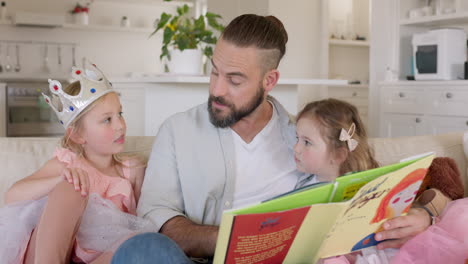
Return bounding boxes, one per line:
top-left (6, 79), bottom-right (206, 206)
top-left (213, 154), bottom-right (434, 264)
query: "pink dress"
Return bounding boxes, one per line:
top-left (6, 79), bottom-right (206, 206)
top-left (0, 148), bottom-right (155, 264)
top-left (391, 198), bottom-right (468, 264)
top-left (54, 148), bottom-right (137, 215)
top-left (54, 148), bottom-right (139, 262)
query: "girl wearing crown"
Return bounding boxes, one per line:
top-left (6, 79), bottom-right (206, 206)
top-left (0, 61), bottom-right (154, 264)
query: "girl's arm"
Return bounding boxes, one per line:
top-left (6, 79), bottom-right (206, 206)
top-left (4, 158), bottom-right (66, 204)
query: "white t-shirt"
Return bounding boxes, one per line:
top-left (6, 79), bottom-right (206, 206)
top-left (231, 103), bottom-right (303, 209)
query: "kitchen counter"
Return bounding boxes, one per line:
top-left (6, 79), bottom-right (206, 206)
top-left (111, 76), bottom-right (347, 136)
top-left (110, 75), bottom-right (347, 86)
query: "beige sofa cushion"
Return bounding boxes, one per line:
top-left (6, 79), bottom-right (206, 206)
top-left (370, 132), bottom-right (467, 195)
top-left (0, 132), bottom-right (466, 207)
top-left (0, 136), bottom-right (155, 207)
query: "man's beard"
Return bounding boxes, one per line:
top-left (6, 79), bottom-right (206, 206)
top-left (208, 85), bottom-right (265, 128)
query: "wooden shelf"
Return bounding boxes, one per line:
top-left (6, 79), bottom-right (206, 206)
top-left (400, 12), bottom-right (468, 26)
top-left (329, 39), bottom-right (370, 47)
top-left (62, 23), bottom-right (153, 33)
top-left (93, 0), bottom-right (193, 7)
top-left (0, 20), bottom-right (154, 34)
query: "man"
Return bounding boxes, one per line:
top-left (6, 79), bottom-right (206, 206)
top-left (112, 14), bottom-right (433, 263)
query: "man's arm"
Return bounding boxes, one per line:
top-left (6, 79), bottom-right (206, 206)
top-left (161, 216), bottom-right (219, 257)
top-left (375, 207), bottom-right (431, 249)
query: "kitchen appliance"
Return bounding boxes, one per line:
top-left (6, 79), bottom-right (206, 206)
top-left (6, 82), bottom-right (64, 137)
top-left (412, 28), bottom-right (466, 80)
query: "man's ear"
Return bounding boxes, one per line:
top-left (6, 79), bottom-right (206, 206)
top-left (263, 69), bottom-right (280, 93)
top-left (67, 126), bottom-right (85, 145)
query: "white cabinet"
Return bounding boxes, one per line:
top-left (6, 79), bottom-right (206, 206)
top-left (323, 0), bottom-right (370, 128)
top-left (371, 1), bottom-right (468, 137)
top-left (328, 85), bottom-right (369, 124)
top-left (113, 84), bottom-right (145, 136)
top-left (0, 83), bottom-right (5, 137)
top-left (380, 81), bottom-right (468, 137)
top-left (381, 113), bottom-right (427, 138)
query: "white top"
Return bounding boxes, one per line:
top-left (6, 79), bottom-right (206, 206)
top-left (231, 102), bottom-right (301, 209)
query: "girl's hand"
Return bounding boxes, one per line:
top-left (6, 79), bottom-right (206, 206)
top-left (61, 168), bottom-right (90, 196)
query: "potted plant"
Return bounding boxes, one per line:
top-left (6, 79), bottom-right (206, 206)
top-left (150, 0), bottom-right (224, 75)
top-left (70, 1), bottom-right (93, 25)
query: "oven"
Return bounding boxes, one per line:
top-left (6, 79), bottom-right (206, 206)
top-left (6, 82), bottom-right (64, 137)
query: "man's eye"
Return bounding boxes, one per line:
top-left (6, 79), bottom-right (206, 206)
top-left (229, 78), bottom-right (241, 85)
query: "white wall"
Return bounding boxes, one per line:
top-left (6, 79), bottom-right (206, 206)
top-left (369, 0), bottom-right (396, 137)
top-left (0, 0), bottom-right (179, 78)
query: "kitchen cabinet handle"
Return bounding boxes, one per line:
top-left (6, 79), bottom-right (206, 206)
top-left (415, 117), bottom-right (422, 123)
top-left (398, 92), bottom-right (405, 98)
top-left (446, 92), bottom-right (453, 99)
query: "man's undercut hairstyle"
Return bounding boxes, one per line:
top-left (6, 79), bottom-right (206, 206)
top-left (221, 14), bottom-right (288, 70)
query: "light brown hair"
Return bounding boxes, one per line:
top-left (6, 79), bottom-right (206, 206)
top-left (297, 98), bottom-right (379, 175)
top-left (221, 14), bottom-right (288, 70)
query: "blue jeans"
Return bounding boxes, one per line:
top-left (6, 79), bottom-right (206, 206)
top-left (111, 232), bottom-right (193, 264)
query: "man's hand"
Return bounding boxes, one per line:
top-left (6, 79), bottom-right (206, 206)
top-left (375, 208), bottom-right (431, 249)
top-left (161, 216), bottom-right (219, 258)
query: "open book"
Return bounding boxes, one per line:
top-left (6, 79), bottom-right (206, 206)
top-left (213, 154), bottom-right (434, 264)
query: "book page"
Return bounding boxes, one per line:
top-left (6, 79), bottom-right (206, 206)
top-left (317, 155), bottom-right (434, 259)
top-left (283, 203), bottom-right (345, 264)
top-left (232, 183), bottom-right (334, 215)
top-left (331, 158), bottom-right (424, 202)
top-left (223, 207), bottom-right (311, 264)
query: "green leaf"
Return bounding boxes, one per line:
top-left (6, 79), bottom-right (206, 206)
top-left (203, 46), bottom-right (213, 58)
top-left (206, 12), bottom-right (224, 32)
top-left (183, 4), bottom-right (189, 14)
top-left (150, 13), bottom-right (172, 38)
top-left (160, 45), bottom-right (169, 61)
top-left (177, 36), bottom-right (190, 50)
top-left (151, 4), bottom-right (225, 60)
top-left (194, 16), bottom-right (205, 30)
top-left (163, 26), bottom-right (174, 45)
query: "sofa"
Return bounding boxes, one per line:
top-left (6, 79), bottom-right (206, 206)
top-left (0, 132), bottom-right (467, 207)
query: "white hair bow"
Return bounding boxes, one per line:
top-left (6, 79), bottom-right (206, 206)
top-left (339, 123), bottom-right (358, 152)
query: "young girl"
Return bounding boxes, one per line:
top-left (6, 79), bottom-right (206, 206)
top-left (293, 98), bottom-right (394, 263)
top-left (294, 98), bottom-right (379, 185)
top-left (0, 61), bottom-right (153, 264)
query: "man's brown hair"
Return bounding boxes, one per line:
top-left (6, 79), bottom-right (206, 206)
top-left (221, 14), bottom-right (288, 70)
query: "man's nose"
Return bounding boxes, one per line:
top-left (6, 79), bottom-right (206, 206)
top-left (211, 78), bottom-right (228, 97)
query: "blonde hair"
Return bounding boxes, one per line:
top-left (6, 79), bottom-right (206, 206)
top-left (59, 81), bottom-right (138, 169)
top-left (297, 98), bottom-right (379, 175)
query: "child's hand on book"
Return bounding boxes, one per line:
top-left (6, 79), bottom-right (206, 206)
top-left (375, 207), bottom-right (431, 249)
top-left (61, 168), bottom-right (89, 197)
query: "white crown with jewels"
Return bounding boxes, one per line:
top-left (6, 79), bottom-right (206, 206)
top-left (43, 61), bottom-right (115, 128)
